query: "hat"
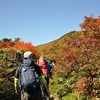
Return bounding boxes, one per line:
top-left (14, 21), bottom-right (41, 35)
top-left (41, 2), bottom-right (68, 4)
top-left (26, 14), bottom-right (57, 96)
top-left (24, 51), bottom-right (33, 58)
top-left (40, 55), bottom-right (45, 59)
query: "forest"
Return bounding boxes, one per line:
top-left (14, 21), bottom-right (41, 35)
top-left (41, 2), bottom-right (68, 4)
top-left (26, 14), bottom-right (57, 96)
top-left (0, 15), bottom-right (100, 100)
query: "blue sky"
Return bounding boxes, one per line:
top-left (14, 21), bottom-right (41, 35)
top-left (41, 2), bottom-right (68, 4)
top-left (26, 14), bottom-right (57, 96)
top-left (0, 0), bottom-right (100, 46)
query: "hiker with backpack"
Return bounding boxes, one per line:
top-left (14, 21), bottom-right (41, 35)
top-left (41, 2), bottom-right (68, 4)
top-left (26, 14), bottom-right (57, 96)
top-left (15, 51), bottom-right (23, 66)
top-left (14, 51), bottom-right (50, 100)
top-left (36, 56), bottom-right (49, 86)
top-left (47, 60), bottom-right (56, 79)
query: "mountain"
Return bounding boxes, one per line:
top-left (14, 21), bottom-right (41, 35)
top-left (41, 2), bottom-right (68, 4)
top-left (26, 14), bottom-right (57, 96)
top-left (36, 31), bottom-right (81, 60)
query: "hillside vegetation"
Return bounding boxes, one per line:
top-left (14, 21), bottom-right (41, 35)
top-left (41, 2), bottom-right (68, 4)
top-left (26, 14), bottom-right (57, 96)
top-left (37, 16), bottom-right (100, 100)
top-left (0, 15), bottom-right (100, 100)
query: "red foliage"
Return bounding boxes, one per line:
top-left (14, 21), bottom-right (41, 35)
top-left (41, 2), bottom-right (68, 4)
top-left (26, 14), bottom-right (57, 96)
top-left (62, 38), bottom-right (100, 97)
top-left (0, 39), bottom-right (13, 48)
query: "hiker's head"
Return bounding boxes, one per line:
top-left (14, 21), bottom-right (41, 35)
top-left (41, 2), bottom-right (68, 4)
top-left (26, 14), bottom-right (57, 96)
top-left (52, 60), bottom-right (56, 63)
top-left (40, 55), bottom-right (45, 59)
top-left (24, 51), bottom-right (33, 58)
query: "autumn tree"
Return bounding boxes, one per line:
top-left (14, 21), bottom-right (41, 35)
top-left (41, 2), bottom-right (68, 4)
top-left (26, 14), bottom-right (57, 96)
top-left (80, 15), bottom-right (100, 38)
top-left (13, 41), bottom-right (40, 58)
top-left (14, 37), bottom-right (21, 42)
top-left (0, 39), bottom-right (13, 48)
top-left (2, 38), bottom-right (11, 42)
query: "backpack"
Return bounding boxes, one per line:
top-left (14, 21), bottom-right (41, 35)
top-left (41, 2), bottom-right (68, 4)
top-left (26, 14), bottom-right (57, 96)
top-left (37, 58), bottom-right (48, 77)
top-left (47, 62), bottom-right (53, 73)
top-left (19, 58), bottom-right (39, 91)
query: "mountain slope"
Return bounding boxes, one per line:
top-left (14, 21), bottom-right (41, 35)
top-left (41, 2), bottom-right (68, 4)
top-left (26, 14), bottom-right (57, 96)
top-left (37, 30), bottom-right (100, 99)
top-left (36, 31), bottom-right (81, 60)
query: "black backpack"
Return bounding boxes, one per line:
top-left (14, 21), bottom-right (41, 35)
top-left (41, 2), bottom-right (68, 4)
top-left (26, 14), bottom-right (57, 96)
top-left (19, 58), bottom-right (40, 91)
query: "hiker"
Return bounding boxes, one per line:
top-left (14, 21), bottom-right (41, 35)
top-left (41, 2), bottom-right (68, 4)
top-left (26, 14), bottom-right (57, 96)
top-left (36, 56), bottom-right (49, 86)
top-left (47, 60), bottom-right (56, 79)
top-left (15, 51), bottom-right (23, 66)
top-left (14, 51), bottom-right (50, 100)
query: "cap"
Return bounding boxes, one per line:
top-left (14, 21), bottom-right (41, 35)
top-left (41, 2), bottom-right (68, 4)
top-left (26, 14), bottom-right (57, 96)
top-left (24, 51), bottom-right (33, 58)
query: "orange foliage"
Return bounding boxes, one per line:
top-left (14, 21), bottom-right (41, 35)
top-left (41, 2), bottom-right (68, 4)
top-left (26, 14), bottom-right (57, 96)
top-left (13, 41), bottom-right (40, 57)
top-left (80, 16), bottom-right (100, 38)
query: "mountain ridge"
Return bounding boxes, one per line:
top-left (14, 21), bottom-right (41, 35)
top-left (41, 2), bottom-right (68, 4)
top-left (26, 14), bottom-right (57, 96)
top-left (36, 31), bottom-right (81, 59)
